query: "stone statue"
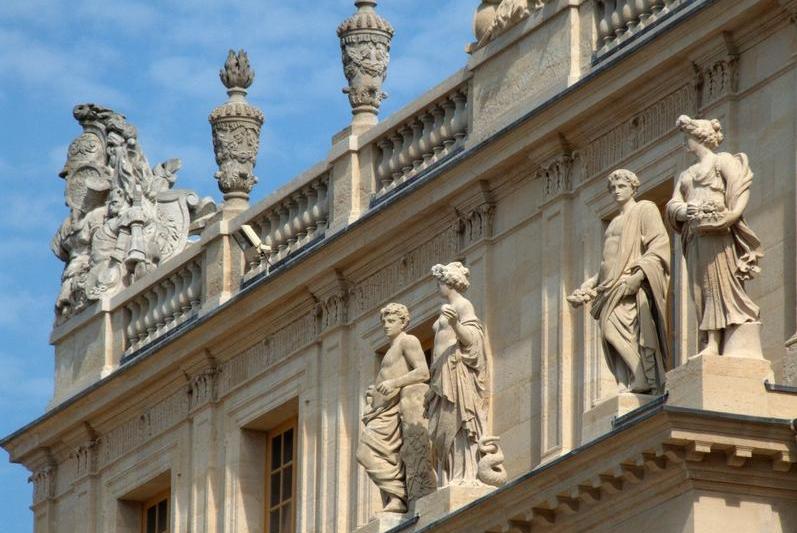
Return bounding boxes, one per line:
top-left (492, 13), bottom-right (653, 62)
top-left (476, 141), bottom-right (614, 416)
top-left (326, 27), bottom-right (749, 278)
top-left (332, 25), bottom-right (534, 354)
top-left (357, 303), bottom-right (431, 513)
top-left (51, 104), bottom-right (216, 323)
top-left (426, 262), bottom-right (506, 487)
top-left (568, 170), bottom-right (671, 394)
top-left (666, 115), bottom-right (763, 357)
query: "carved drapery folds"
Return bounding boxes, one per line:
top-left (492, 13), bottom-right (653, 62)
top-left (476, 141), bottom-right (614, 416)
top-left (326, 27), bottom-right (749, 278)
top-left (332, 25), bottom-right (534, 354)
top-left (337, 1), bottom-right (394, 122)
top-left (209, 50), bottom-right (265, 210)
top-left (52, 104), bottom-right (216, 323)
top-left (470, 0), bottom-right (540, 52)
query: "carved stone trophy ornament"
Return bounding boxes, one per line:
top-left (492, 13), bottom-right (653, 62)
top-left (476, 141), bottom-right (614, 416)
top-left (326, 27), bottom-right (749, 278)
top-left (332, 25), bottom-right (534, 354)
top-left (357, 303), bottom-right (433, 514)
top-left (337, 0), bottom-right (394, 127)
top-left (51, 104), bottom-right (216, 323)
top-left (568, 170), bottom-right (671, 394)
top-left (426, 262), bottom-right (507, 487)
top-left (209, 49), bottom-right (265, 212)
top-left (666, 115), bottom-right (764, 358)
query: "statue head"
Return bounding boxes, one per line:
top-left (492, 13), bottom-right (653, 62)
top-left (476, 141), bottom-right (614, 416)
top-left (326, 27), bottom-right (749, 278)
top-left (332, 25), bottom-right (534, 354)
top-left (607, 169), bottom-right (639, 205)
top-left (380, 302), bottom-right (410, 338)
top-left (677, 114), bottom-right (724, 151)
top-left (431, 262), bottom-right (470, 296)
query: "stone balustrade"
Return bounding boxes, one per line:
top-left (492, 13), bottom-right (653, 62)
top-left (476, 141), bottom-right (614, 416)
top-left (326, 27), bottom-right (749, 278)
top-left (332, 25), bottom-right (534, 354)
top-left (123, 257), bottom-right (203, 356)
top-left (243, 171), bottom-right (331, 280)
top-left (372, 83), bottom-right (469, 199)
top-left (595, 0), bottom-right (689, 57)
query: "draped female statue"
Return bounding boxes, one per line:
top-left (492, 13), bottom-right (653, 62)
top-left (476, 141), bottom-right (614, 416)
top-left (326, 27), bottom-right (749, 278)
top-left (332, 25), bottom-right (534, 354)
top-left (666, 115), bottom-right (763, 357)
top-left (425, 262), bottom-right (505, 487)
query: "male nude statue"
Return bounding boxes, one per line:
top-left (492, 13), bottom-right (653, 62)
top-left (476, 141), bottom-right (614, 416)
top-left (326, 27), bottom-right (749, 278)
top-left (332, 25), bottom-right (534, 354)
top-left (568, 169), bottom-right (671, 394)
top-left (357, 303), bottom-right (430, 513)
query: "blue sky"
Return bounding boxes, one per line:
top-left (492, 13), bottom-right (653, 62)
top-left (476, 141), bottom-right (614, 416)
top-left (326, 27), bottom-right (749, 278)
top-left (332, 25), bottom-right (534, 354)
top-left (0, 1), bottom-right (473, 529)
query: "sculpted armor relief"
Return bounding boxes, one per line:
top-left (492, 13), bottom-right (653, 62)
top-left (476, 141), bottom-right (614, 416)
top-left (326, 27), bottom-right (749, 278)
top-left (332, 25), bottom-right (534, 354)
top-left (666, 115), bottom-right (763, 358)
top-left (51, 104), bottom-right (216, 323)
top-left (568, 170), bottom-right (671, 394)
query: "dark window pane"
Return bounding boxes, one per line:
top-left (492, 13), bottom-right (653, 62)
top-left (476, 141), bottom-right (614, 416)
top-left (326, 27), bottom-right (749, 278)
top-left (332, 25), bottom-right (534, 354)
top-left (271, 435), bottom-right (282, 470)
top-left (146, 505), bottom-right (156, 533)
top-left (157, 499), bottom-right (168, 532)
top-left (281, 504), bottom-right (292, 533)
top-left (283, 429), bottom-right (294, 465)
top-left (270, 472), bottom-right (281, 507)
top-left (270, 509), bottom-right (280, 533)
top-left (281, 465), bottom-right (292, 504)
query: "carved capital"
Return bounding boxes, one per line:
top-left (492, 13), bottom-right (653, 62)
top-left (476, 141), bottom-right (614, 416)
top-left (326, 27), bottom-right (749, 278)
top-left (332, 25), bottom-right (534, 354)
top-left (456, 181), bottom-right (496, 251)
top-left (69, 440), bottom-right (98, 481)
top-left (537, 153), bottom-right (575, 203)
top-left (692, 33), bottom-right (739, 110)
top-left (337, 1), bottom-right (394, 117)
top-left (29, 464), bottom-right (57, 504)
top-left (188, 366), bottom-right (220, 412)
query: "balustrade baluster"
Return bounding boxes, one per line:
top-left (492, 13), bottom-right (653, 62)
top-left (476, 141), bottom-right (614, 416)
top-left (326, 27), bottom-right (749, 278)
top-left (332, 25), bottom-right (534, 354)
top-left (429, 105), bottom-right (444, 163)
top-left (388, 133), bottom-right (403, 185)
top-left (398, 125), bottom-right (413, 177)
top-left (276, 204), bottom-right (290, 260)
top-left (284, 198), bottom-right (297, 252)
top-left (598, 0), bottom-right (612, 45)
top-left (451, 90), bottom-right (468, 149)
top-left (267, 210), bottom-right (281, 264)
top-left (316, 179), bottom-right (330, 234)
top-left (292, 192), bottom-right (307, 249)
top-left (303, 185), bottom-right (318, 241)
top-left (622, 0), bottom-right (639, 33)
top-left (610, 0), bottom-right (624, 38)
top-left (419, 111), bottom-right (435, 167)
top-left (178, 267), bottom-right (192, 320)
top-left (143, 291), bottom-right (157, 342)
top-left (187, 261), bottom-right (202, 313)
top-left (125, 300), bottom-right (139, 353)
top-left (161, 277), bottom-right (176, 331)
top-left (440, 98), bottom-right (456, 153)
top-left (169, 273), bottom-right (182, 326)
top-left (408, 119), bottom-right (423, 172)
top-left (376, 139), bottom-right (393, 192)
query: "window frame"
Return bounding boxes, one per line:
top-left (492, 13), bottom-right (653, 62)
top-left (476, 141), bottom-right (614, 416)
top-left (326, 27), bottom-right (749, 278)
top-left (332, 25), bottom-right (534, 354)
top-left (265, 418), bottom-right (298, 533)
top-left (140, 489), bottom-right (170, 533)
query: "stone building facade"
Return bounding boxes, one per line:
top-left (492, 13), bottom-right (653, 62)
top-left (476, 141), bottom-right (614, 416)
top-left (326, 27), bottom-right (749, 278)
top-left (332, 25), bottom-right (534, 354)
top-left (3, 0), bottom-right (797, 532)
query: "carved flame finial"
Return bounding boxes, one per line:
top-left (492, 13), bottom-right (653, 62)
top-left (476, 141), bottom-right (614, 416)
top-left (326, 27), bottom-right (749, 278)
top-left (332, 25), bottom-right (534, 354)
top-left (209, 49), bottom-right (265, 212)
top-left (220, 49), bottom-right (255, 92)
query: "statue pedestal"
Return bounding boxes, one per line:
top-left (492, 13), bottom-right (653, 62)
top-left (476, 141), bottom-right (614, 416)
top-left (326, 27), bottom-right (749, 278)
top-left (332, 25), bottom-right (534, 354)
top-left (665, 353), bottom-right (774, 417)
top-left (581, 393), bottom-right (657, 445)
top-left (413, 484), bottom-right (495, 528)
top-left (355, 512), bottom-right (411, 533)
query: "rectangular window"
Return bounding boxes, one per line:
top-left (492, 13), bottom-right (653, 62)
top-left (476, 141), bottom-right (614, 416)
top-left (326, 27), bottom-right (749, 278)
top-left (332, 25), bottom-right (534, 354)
top-left (141, 491), bottom-right (169, 533)
top-left (266, 420), bottom-right (296, 533)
